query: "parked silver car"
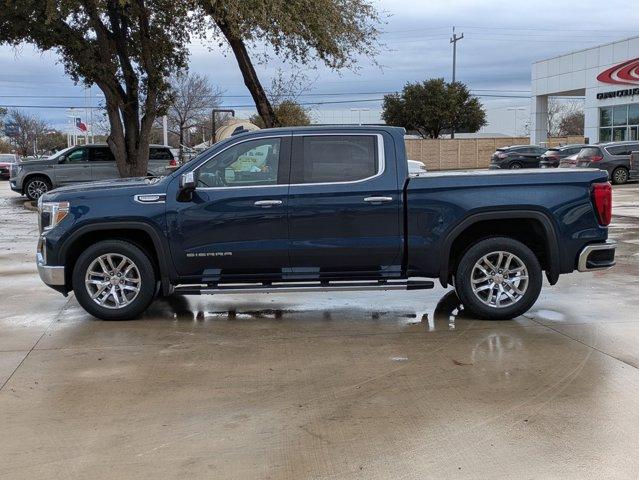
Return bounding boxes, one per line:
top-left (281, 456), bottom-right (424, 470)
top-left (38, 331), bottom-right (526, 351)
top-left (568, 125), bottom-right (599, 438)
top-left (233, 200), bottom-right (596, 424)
top-left (10, 144), bottom-right (176, 200)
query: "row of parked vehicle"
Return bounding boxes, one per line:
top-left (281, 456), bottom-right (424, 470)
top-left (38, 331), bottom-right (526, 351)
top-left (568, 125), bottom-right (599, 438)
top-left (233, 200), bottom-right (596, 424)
top-left (489, 141), bottom-right (639, 185)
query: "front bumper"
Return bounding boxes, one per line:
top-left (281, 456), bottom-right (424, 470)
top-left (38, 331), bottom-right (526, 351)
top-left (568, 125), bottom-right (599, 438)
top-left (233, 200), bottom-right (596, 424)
top-left (10, 180), bottom-right (21, 193)
top-left (36, 251), bottom-right (65, 286)
top-left (577, 240), bottom-right (617, 272)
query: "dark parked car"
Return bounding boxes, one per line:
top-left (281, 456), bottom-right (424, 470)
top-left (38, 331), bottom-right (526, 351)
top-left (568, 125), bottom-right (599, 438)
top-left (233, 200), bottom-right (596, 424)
top-left (539, 144), bottom-right (588, 168)
top-left (35, 126), bottom-right (615, 321)
top-left (489, 145), bottom-right (548, 169)
top-left (576, 141), bottom-right (639, 185)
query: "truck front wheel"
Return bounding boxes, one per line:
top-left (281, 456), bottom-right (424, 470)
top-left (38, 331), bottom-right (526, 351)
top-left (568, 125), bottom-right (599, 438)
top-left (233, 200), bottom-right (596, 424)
top-left (454, 237), bottom-right (542, 320)
top-left (72, 240), bottom-right (157, 320)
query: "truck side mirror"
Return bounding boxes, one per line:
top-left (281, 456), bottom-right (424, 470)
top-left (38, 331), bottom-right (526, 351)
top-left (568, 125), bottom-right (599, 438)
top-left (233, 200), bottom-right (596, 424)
top-left (177, 171), bottom-right (197, 202)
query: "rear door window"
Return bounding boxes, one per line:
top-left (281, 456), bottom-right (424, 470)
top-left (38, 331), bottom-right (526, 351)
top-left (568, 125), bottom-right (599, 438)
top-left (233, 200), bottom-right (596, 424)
top-left (578, 147), bottom-right (601, 159)
top-left (291, 135), bottom-right (379, 184)
top-left (89, 147), bottom-right (115, 162)
top-left (606, 143), bottom-right (639, 156)
top-left (149, 148), bottom-right (173, 160)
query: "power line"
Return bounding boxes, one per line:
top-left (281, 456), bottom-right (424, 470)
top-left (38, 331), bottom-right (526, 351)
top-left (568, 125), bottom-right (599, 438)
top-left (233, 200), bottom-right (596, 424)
top-left (0, 89), bottom-right (533, 100)
top-left (1, 93), bottom-right (540, 110)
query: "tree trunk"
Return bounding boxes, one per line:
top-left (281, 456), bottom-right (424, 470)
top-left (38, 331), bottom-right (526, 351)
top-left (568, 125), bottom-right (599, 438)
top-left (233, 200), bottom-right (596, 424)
top-left (215, 20), bottom-right (277, 128)
top-left (101, 84), bottom-right (154, 178)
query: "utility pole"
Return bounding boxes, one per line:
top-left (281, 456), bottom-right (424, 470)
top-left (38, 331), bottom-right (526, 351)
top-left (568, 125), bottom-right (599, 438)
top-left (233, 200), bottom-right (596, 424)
top-left (450, 26), bottom-right (464, 84)
top-left (450, 26), bottom-right (464, 139)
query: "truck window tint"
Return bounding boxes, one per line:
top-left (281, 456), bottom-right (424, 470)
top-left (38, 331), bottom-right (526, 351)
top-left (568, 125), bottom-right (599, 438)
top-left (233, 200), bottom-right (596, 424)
top-left (149, 148), bottom-right (173, 160)
top-left (293, 135), bottom-right (378, 184)
top-left (65, 148), bottom-right (87, 163)
top-left (90, 148), bottom-right (115, 162)
top-left (197, 138), bottom-right (281, 188)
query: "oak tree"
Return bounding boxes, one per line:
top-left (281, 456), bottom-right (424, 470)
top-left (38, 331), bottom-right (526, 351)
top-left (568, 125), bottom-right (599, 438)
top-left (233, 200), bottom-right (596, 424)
top-left (199, 0), bottom-right (381, 127)
top-left (0, 0), bottom-right (191, 176)
top-left (382, 79), bottom-right (487, 139)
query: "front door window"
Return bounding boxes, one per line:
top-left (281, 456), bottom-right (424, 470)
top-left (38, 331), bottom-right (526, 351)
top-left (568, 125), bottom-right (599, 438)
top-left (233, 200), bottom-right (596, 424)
top-left (198, 138), bottom-right (281, 188)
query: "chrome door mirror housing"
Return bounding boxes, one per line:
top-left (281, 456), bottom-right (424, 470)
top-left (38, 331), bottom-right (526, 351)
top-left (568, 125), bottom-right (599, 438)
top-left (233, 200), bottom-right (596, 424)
top-left (177, 170), bottom-right (197, 201)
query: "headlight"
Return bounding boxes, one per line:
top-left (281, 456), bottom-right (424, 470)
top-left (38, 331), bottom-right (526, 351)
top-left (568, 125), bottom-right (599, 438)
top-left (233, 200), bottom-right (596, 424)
top-left (38, 201), bottom-right (70, 232)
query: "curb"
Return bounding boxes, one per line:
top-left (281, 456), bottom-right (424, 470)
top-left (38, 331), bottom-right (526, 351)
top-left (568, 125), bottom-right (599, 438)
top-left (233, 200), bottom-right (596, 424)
top-left (23, 201), bottom-right (38, 212)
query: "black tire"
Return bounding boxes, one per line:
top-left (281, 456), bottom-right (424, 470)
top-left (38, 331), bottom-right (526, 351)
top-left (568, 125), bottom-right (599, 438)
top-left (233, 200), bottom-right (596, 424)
top-left (454, 237), bottom-right (542, 320)
top-left (611, 167), bottom-right (629, 185)
top-left (24, 175), bottom-right (52, 201)
top-left (509, 162), bottom-right (523, 170)
top-left (72, 240), bottom-right (156, 320)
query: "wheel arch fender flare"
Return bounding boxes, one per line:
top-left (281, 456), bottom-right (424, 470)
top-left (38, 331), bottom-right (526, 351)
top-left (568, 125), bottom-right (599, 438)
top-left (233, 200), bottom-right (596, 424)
top-left (59, 221), bottom-right (174, 295)
top-left (438, 210), bottom-right (560, 288)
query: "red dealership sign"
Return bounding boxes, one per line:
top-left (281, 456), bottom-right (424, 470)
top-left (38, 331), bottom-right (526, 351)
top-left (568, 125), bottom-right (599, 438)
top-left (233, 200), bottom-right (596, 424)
top-left (597, 58), bottom-right (639, 85)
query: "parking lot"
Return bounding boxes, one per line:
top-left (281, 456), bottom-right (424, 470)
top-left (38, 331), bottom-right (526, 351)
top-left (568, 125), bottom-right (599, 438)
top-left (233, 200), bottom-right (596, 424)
top-left (1, 182), bottom-right (639, 479)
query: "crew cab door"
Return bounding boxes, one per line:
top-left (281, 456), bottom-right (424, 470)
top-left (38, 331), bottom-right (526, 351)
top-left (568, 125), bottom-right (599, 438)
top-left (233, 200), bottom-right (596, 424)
top-left (55, 147), bottom-right (91, 185)
top-left (89, 146), bottom-right (118, 181)
top-left (169, 135), bottom-right (291, 282)
top-left (287, 133), bottom-right (402, 278)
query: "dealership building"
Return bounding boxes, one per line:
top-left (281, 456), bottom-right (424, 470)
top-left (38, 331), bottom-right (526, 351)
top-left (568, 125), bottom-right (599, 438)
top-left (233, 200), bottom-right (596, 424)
top-left (531, 36), bottom-right (639, 145)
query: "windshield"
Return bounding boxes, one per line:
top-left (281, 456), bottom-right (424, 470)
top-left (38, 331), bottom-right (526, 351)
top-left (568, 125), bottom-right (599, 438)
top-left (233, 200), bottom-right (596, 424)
top-left (0, 154), bottom-right (17, 163)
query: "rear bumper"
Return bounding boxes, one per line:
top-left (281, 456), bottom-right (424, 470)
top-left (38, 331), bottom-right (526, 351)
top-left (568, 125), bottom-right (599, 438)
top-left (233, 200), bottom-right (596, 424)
top-left (577, 240), bottom-right (617, 272)
top-left (630, 169), bottom-right (638, 179)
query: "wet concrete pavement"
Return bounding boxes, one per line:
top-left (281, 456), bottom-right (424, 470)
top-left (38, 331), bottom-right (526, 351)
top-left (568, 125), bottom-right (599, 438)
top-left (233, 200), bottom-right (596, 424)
top-left (1, 182), bottom-right (639, 479)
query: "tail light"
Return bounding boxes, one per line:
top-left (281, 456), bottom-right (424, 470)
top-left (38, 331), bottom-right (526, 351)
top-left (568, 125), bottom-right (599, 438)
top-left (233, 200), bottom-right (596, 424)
top-left (590, 155), bottom-right (603, 162)
top-left (592, 182), bottom-right (612, 226)
top-left (169, 158), bottom-right (177, 167)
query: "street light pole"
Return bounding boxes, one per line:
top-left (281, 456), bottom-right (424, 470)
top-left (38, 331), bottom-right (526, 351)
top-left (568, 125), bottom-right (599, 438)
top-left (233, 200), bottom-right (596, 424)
top-left (507, 107), bottom-right (526, 136)
top-left (450, 26), bottom-right (464, 139)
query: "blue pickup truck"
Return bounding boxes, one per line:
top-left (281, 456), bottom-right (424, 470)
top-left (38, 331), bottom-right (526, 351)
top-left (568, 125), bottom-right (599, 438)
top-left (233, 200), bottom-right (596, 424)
top-left (35, 126), bottom-right (616, 321)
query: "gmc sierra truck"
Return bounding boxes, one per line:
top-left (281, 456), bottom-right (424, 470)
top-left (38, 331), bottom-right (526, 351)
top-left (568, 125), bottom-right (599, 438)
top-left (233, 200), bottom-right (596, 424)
top-left (35, 126), bottom-right (616, 321)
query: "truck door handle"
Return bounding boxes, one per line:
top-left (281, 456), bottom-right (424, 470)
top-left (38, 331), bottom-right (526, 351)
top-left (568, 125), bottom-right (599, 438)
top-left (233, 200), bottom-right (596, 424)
top-left (364, 196), bottom-right (393, 204)
top-left (254, 200), bottom-right (283, 208)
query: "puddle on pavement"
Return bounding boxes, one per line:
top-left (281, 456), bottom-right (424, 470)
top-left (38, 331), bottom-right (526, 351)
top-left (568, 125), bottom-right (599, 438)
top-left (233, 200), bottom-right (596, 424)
top-left (142, 289), bottom-right (481, 334)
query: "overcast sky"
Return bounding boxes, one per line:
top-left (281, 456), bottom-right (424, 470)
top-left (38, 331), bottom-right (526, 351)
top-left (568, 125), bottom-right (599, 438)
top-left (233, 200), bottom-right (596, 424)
top-left (1, 0), bottom-right (638, 134)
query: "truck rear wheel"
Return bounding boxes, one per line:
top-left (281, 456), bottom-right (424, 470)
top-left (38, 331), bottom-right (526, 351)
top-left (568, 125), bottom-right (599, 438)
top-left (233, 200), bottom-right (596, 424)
top-left (72, 240), bottom-right (156, 320)
top-left (454, 237), bottom-right (542, 320)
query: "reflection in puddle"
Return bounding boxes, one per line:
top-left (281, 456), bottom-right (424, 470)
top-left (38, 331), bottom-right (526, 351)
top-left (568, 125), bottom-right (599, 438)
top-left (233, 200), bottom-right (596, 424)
top-left (146, 289), bottom-right (515, 334)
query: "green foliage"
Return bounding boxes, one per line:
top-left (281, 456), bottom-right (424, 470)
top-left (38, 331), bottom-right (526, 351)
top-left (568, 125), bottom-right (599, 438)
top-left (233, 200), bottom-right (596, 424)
top-left (382, 79), bottom-right (487, 138)
top-left (0, 0), bottom-right (192, 176)
top-left (250, 100), bottom-right (311, 128)
top-left (203, 0), bottom-right (382, 69)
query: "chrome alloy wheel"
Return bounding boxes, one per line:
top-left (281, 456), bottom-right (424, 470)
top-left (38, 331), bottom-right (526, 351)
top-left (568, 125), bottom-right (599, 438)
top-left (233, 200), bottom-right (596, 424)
top-left (471, 251), bottom-right (529, 308)
top-left (27, 180), bottom-right (48, 199)
top-left (614, 168), bottom-right (628, 184)
top-left (84, 254), bottom-right (141, 309)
